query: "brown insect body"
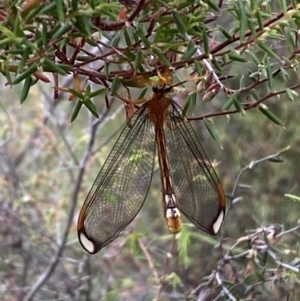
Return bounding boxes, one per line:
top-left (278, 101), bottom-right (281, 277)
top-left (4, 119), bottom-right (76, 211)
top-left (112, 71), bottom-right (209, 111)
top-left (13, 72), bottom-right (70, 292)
top-left (78, 75), bottom-right (225, 254)
top-left (148, 91), bottom-right (182, 233)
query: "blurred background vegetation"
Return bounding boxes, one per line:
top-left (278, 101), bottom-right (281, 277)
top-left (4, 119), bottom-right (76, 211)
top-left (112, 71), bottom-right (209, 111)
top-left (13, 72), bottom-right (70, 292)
top-left (0, 0), bottom-right (300, 300)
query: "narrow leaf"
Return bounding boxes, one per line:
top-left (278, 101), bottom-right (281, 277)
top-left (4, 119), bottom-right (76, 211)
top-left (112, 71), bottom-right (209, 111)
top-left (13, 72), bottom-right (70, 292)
top-left (20, 76), bottom-right (33, 103)
top-left (194, 60), bottom-right (203, 76)
top-left (123, 27), bottom-right (132, 47)
top-left (222, 92), bottom-right (239, 111)
top-left (204, 118), bottom-right (223, 148)
top-left (266, 62), bottom-right (274, 90)
top-left (219, 25), bottom-right (233, 40)
top-left (202, 29), bottom-right (209, 56)
top-left (172, 11), bottom-right (187, 39)
top-left (12, 64), bottom-right (38, 85)
top-left (43, 58), bottom-right (68, 75)
top-left (71, 100), bottom-right (83, 123)
top-left (258, 104), bottom-right (285, 127)
top-left (285, 88), bottom-right (297, 102)
top-left (183, 92), bottom-right (196, 116)
top-left (246, 49), bottom-right (260, 65)
top-left (256, 40), bottom-right (280, 60)
top-left (83, 98), bottom-right (99, 118)
top-left (17, 47), bottom-right (31, 73)
top-left (90, 88), bottom-right (107, 98)
top-left (238, 0), bottom-right (247, 41)
top-left (182, 46), bottom-right (197, 60)
top-left (111, 75), bottom-right (120, 94)
top-left (52, 22), bottom-right (72, 40)
top-left (56, 0), bottom-right (65, 22)
top-left (134, 49), bottom-right (142, 71)
top-left (68, 88), bottom-right (84, 100)
top-left (136, 27), bottom-right (151, 47)
top-left (151, 46), bottom-right (170, 66)
top-left (228, 52), bottom-right (247, 62)
top-left (256, 11), bottom-right (263, 31)
top-left (205, 0), bottom-right (220, 11)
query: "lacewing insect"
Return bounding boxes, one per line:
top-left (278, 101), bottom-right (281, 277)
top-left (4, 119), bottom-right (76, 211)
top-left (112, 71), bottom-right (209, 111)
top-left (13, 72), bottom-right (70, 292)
top-left (78, 73), bottom-right (226, 254)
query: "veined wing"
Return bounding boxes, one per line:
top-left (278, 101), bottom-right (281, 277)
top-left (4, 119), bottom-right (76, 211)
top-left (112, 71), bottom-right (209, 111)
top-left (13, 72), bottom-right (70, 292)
top-left (165, 101), bottom-right (226, 235)
top-left (78, 104), bottom-right (156, 254)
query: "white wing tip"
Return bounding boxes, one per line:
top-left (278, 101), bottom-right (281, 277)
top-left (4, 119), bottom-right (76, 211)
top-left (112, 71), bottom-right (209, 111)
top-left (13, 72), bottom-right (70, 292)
top-left (213, 210), bottom-right (225, 234)
top-left (79, 231), bottom-right (95, 254)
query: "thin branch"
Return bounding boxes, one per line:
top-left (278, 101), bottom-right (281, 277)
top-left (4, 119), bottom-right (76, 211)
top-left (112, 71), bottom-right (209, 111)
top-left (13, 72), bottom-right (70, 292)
top-left (23, 104), bottom-right (110, 301)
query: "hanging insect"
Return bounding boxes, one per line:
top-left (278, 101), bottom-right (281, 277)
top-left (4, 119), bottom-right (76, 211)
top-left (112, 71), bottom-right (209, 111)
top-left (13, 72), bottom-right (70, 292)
top-left (77, 71), bottom-right (226, 254)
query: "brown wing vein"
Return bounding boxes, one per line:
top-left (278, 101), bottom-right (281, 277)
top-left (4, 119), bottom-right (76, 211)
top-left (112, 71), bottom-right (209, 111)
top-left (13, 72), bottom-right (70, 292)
top-left (78, 104), bottom-right (156, 253)
top-left (164, 102), bottom-right (225, 234)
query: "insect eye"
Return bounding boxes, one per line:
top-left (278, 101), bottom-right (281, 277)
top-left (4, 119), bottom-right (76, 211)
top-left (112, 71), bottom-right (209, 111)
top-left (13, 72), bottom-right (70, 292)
top-left (152, 85), bottom-right (160, 93)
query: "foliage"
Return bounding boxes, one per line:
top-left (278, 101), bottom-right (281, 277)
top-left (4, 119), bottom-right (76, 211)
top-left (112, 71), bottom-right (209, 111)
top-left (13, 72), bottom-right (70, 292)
top-left (0, 0), bottom-right (300, 300)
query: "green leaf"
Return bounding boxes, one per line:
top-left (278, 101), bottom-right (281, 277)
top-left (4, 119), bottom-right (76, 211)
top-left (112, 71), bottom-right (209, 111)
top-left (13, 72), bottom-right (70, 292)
top-left (72, 0), bottom-right (78, 10)
top-left (134, 49), bottom-right (142, 71)
top-left (82, 98), bottom-right (99, 118)
top-left (177, 224), bottom-right (192, 267)
top-left (68, 89), bottom-right (84, 100)
top-left (42, 21), bottom-right (48, 48)
top-left (0, 25), bottom-right (16, 39)
top-left (285, 88), bottom-right (297, 102)
top-left (123, 27), bottom-right (132, 47)
top-left (233, 98), bottom-right (245, 115)
top-left (13, 12), bottom-right (23, 37)
top-left (52, 22), bottom-right (72, 40)
top-left (25, 3), bottom-right (47, 22)
top-left (194, 60), bottom-right (203, 76)
top-left (89, 88), bottom-right (107, 98)
top-left (205, 0), bottom-right (220, 11)
top-left (73, 15), bottom-right (91, 36)
top-left (202, 29), bottom-right (209, 56)
top-left (56, 0), bottom-right (65, 22)
top-left (151, 46), bottom-right (170, 66)
top-left (136, 27), bottom-right (151, 48)
top-left (204, 118), bottom-right (223, 148)
top-left (222, 92), bottom-right (239, 111)
top-left (71, 100), bottom-right (83, 123)
top-left (280, 0), bottom-right (288, 13)
top-left (256, 40), bottom-right (280, 60)
top-left (12, 64), bottom-right (38, 85)
top-left (181, 45), bottom-right (197, 60)
top-left (172, 11), bottom-right (187, 39)
top-left (17, 47), bottom-right (31, 73)
top-left (258, 104), bottom-right (285, 127)
top-left (284, 27), bottom-right (296, 50)
top-left (238, 0), bottom-right (247, 41)
top-left (39, 1), bottom-right (57, 16)
top-left (183, 92), bottom-right (196, 116)
top-left (104, 63), bottom-right (109, 79)
top-left (42, 58), bottom-right (69, 75)
top-left (137, 87), bottom-right (148, 100)
top-left (246, 49), bottom-right (260, 65)
top-left (20, 76), bottom-right (33, 103)
top-left (256, 10), bottom-right (263, 31)
top-left (212, 58), bottom-right (222, 73)
top-left (219, 25), bottom-right (233, 40)
top-left (111, 75), bottom-right (121, 94)
top-left (111, 32), bottom-right (120, 47)
top-left (239, 74), bottom-right (245, 88)
top-left (228, 52), bottom-right (247, 62)
top-left (266, 62), bottom-right (274, 90)
top-left (250, 90), bottom-right (259, 100)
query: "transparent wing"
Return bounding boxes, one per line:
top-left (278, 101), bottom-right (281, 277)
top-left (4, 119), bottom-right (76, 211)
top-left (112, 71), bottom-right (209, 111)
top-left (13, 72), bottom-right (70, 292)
top-left (78, 104), bottom-right (156, 254)
top-left (165, 102), bottom-right (226, 235)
